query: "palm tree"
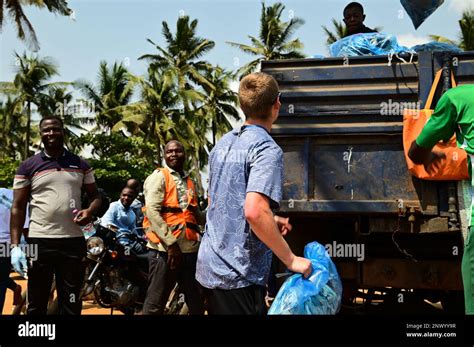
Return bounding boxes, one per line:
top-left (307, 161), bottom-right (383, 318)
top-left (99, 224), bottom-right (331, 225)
top-left (0, 52), bottom-right (65, 159)
top-left (110, 69), bottom-right (178, 165)
top-left (139, 15), bottom-right (215, 108)
top-left (200, 66), bottom-right (240, 145)
top-left (75, 61), bottom-right (133, 132)
top-left (0, 0), bottom-right (72, 51)
top-left (430, 9), bottom-right (474, 51)
top-left (0, 97), bottom-right (24, 159)
top-left (428, 35), bottom-right (458, 45)
top-left (458, 9), bottom-right (474, 50)
top-left (36, 86), bottom-right (94, 151)
top-left (227, 2), bottom-right (305, 76)
top-left (138, 16), bottom-right (218, 192)
top-left (322, 19), bottom-right (347, 46)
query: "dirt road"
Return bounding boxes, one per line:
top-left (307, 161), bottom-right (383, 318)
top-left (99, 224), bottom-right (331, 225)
top-left (2, 273), bottom-right (122, 315)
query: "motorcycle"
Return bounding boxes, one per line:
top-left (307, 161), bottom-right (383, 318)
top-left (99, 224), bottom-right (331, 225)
top-left (80, 223), bottom-right (149, 315)
top-left (82, 222), bottom-right (189, 315)
top-left (12, 221), bottom-right (189, 315)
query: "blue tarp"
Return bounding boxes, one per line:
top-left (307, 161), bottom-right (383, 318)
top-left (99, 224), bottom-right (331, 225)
top-left (329, 33), bottom-right (462, 57)
top-left (330, 32), bottom-right (411, 57)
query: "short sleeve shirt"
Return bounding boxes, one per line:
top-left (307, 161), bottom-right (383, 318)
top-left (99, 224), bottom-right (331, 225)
top-left (196, 125), bottom-right (284, 289)
top-left (13, 150), bottom-right (95, 238)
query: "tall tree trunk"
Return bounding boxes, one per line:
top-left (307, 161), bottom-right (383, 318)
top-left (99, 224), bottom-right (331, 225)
top-left (156, 135), bottom-right (161, 166)
top-left (191, 155), bottom-right (204, 197)
top-left (24, 101), bottom-right (31, 160)
top-left (150, 113), bottom-right (162, 165)
top-left (212, 118), bottom-right (216, 146)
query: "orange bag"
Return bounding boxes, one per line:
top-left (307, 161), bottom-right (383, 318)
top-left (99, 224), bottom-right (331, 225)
top-left (402, 70), bottom-right (469, 180)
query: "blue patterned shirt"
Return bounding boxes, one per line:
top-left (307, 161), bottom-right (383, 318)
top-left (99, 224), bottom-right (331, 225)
top-left (196, 125), bottom-right (283, 289)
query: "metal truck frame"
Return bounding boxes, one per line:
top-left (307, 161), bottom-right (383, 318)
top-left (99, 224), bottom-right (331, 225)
top-left (262, 51), bottom-right (474, 312)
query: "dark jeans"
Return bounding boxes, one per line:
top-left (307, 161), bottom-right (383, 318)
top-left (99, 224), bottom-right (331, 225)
top-left (27, 237), bottom-right (86, 315)
top-left (205, 285), bottom-right (267, 315)
top-left (142, 250), bottom-right (204, 315)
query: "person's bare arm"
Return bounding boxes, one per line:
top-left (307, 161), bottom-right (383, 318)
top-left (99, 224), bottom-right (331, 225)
top-left (10, 186), bottom-right (30, 245)
top-left (408, 140), bottom-right (446, 173)
top-left (408, 140), bottom-right (433, 164)
top-left (75, 183), bottom-right (101, 226)
top-left (244, 192), bottom-right (311, 277)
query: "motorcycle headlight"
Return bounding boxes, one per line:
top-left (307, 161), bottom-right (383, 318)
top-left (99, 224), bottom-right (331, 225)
top-left (86, 236), bottom-right (105, 256)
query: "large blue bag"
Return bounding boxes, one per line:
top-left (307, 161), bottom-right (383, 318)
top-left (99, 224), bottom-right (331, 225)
top-left (268, 241), bottom-right (342, 315)
top-left (330, 33), bottom-right (410, 57)
top-left (401, 0), bottom-right (444, 29)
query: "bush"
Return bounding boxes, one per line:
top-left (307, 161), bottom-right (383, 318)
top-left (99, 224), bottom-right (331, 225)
top-left (0, 157), bottom-right (20, 187)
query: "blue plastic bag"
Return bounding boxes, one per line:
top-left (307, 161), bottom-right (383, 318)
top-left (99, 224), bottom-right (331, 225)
top-left (330, 33), bottom-right (411, 57)
top-left (268, 241), bottom-right (342, 315)
top-left (401, 0), bottom-right (444, 29)
top-left (411, 41), bottom-right (462, 53)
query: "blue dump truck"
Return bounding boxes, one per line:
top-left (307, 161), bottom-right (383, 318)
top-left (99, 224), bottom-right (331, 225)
top-left (261, 51), bottom-right (474, 312)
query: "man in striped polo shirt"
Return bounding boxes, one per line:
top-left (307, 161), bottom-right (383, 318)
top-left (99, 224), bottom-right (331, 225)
top-left (10, 116), bottom-right (102, 315)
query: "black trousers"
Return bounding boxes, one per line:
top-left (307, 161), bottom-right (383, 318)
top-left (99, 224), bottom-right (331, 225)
top-left (205, 285), bottom-right (267, 315)
top-left (142, 250), bottom-right (204, 315)
top-left (27, 237), bottom-right (86, 315)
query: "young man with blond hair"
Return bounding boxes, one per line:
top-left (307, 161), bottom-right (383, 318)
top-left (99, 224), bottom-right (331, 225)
top-left (196, 72), bottom-right (312, 315)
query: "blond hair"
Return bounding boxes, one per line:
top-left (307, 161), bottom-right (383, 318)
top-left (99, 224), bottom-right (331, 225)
top-left (239, 72), bottom-right (279, 120)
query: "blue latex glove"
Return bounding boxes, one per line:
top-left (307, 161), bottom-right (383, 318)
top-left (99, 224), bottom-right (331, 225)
top-left (11, 246), bottom-right (28, 278)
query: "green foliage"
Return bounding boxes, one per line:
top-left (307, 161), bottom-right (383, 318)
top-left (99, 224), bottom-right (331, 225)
top-left (2, 15), bottom-right (240, 200)
top-left (0, 157), bottom-right (20, 188)
top-left (322, 19), bottom-right (347, 46)
top-left (430, 9), bottom-right (474, 51)
top-left (227, 2), bottom-right (305, 76)
top-left (0, 0), bottom-right (72, 51)
top-left (78, 133), bottom-right (155, 200)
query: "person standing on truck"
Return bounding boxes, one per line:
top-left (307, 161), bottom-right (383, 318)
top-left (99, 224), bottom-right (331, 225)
top-left (142, 140), bottom-right (206, 315)
top-left (343, 2), bottom-right (378, 37)
top-left (10, 115), bottom-right (102, 315)
top-left (196, 72), bottom-right (312, 315)
top-left (408, 84), bottom-right (474, 314)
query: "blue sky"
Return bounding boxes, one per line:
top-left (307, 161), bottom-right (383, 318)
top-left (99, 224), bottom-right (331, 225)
top-left (1, 0), bottom-right (473, 84)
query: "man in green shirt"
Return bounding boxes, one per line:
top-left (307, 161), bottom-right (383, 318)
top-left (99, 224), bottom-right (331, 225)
top-left (409, 84), bottom-right (474, 314)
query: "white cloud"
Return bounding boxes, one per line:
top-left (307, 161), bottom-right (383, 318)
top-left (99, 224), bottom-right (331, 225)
top-left (449, 0), bottom-right (474, 14)
top-left (396, 33), bottom-right (431, 48)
